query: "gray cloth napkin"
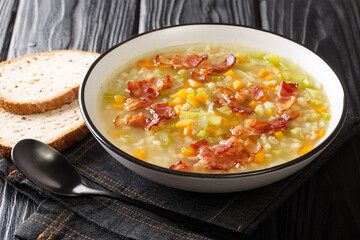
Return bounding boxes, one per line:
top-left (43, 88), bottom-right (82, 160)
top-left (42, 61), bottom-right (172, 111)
top-left (0, 115), bottom-right (359, 240)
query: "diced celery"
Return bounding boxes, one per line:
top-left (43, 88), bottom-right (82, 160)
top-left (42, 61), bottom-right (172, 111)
top-left (306, 88), bottom-right (320, 98)
top-left (156, 131), bottom-right (171, 146)
top-left (254, 105), bottom-right (264, 116)
top-left (264, 54), bottom-right (280, 65)
top-left (320, 113), bottom-right (331, 120)
top-left (282, 71), bottom-right (291, 81)
top-left (178, 69), bottom-right (191, 81)
top-left (309, 99), bottom-right (323, 106)
top-left (207, 116), bottom-right (222, 126)
top-left (180, 111), bottom-right (200, 119)
top-left (172, 79), bottom-right (184, 89)
top-left (307, 113), bottom-right (320, 121)
top-left (215, 129), bottom-right (228, 136)
top-left (164, 122), bottom-right (176, 131)
top-left (271, 149), bottom-right (285, 154)
top-left (188, 107), bottom-right (201, 112)
top-left (301, 78), bottom-right (313, 88)
top-left (218, 106), bottom-right (233, 116)
top-left (197, 87), bottom-right (214, 97)
top-left (207, 137), bottom-right (222, 145)
top-left (196, 116), bottom-right (208, 130)
top-left (124, 135), bottom-right (132, 143)
top-left (290, 127), bottom-right (305, 140)
top-left (197, 129), bottom-right (210, 139)
top-left (209, 76), bottom-right (224, 82)
top-left (103, 93), bottom-right (115, 102)
top-left (247, 51), bottom-right (264, 59)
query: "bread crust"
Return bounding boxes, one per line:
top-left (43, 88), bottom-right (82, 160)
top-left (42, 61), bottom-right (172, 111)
top-left (0, 122), bottom-right (89, 159)
top-left (0, 50), bottom-right (100, 114)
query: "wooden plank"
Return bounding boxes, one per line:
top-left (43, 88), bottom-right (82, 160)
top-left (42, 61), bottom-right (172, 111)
top-left (0, 1), bottom-right (139, 240)
top-left (260, 0), bottom-right (360, 116)
top-left (0, 0), bottom-right (18, 60)
top-left (8, 0), bottom-right (138, 59)
top-left (139, 0), bottom-right (260, 33)
top-left (259, 0), bottom-right (360, 238)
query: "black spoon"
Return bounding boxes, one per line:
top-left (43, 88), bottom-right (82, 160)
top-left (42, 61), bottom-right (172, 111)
top-left (11, 139), bottom-right (250, 240)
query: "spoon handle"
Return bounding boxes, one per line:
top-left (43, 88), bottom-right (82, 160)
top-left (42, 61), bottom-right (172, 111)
top-left (85, 188), bottom-right (250, 240)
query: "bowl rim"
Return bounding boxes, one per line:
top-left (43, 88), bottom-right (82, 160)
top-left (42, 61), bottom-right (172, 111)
top-left (80, 23), bottom-right (348, 179)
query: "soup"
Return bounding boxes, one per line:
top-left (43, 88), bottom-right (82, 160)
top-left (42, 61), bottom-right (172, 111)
top-left (98, 43), bottom-right (330, 173)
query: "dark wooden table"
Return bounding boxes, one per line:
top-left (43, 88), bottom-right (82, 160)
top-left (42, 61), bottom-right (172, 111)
top-left (1, 0), bottom-right (360, 239)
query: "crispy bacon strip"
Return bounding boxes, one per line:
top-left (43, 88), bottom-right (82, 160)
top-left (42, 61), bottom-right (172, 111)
top-left (113, 112), bottom-right (150, 128)
top-left (191, 66), bottom-right (214, 82)
top-left (214, 86), bottom-right (262, 114)
top-left (194, 136), bottom-right (251, 170)
top-left (231, 113), bottom-right (293, 137)
top-left (125, 76), bottom-right (173, 111)
top-left (145, 102), bottom-right (176, 130)
top-left (189, 138), bottom-right (209, 152)
top-left (211, 54), bottom-right (236, 72)
top-left (154, 54), bottom-right (208, 69)
top-left (169, 161), bottom-right (188, 170)
top-left (277, 81), bottom-right (298, 113)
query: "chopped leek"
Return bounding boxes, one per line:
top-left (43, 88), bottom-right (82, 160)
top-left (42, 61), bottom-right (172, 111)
top-left (103, 93), bottom-right (115, 102)
top-left (196, 116), bottom-right (208, 129)
top-left (271, 149), bottom-right (285, 154)
top-left (156, 131), bottom-right (171, 146)
top-left (209, 76), bottom-right (224, 82)
top-left (290, 127), bottom-right (305, 140)
top-left (218, 106), bottom-right (233, 116)
top-left (307, 113), bottom-right (320, 121)
top-left (309, 99), bottom-right (323, 106)
top-left (264, 54), bottom-right (280, 65)
top-left (178, 69), bottom-right (191, 81)
top-left (306, 88), bottom-right (320, 98)
top-left (320, 113), bottom-right (331, 120)
top-left (207, 116), bottom-right (222, 126)
top-left (197, 129), bottom-right (210, 139)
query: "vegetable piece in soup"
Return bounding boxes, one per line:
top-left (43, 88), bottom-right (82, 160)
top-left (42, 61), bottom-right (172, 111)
top-left (99, 43), bottom-right (331, 173)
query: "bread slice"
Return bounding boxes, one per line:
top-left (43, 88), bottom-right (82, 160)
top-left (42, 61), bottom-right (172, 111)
top-left (0, 100), bottom-right (88, 159)
top-left (0, 50), bottom-right (100, 114)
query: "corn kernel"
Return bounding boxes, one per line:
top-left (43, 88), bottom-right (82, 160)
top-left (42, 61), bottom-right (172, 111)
top-left (174, 106), bottom-right (181, 114)
top-left (274, 131), bottom-right (285, 140)
top-left (186, 94), bottom-right (199, 106)
top-left (134, 149), bottom-right (147, 160)
top-left (233, 80), bottom-right (245, 91)
top-left (196, 91), bottom-right (209, 104)
top-left (224, 70), bottom-right (238, 79)
top-left (249, 100), bottom-right (258, 108)
top-left (298, 143), bottom-right (313, 155)
top-left (176, 120), bottom-right (192, 128)
top-left (254, 150), bottom-right (265, 163)
top-left (114, 95), bottom-right (124, 103)
top-left (112, 103), bottom-right (124, 109)
top-left (186, 79), bottom-right (203, 88)
top-left (317, 129), bottom-right (327, 138)
top-left (113, 131), bottom-right (121, 137)
top-left (236, 54), bottom-right (246, 63)
top-left (258, 69), bottom-right (270, 78)
top-left (180, 147), bottom-right (197, 157)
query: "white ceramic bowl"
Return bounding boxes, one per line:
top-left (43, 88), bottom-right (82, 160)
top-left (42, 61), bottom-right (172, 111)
top-left (79, 24), bottom-right (347, 193)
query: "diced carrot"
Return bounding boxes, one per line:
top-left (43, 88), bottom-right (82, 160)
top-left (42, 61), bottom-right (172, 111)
top-left (114, 95), bottom-right (124, 103)
top-left (138, 60), bottom-right (154, 68)
top-left (249, 100), bottom-right (258, 108)
top-left (298, 143), bottom-right (313, 155)
top-left (236, 54), bottom-right (246, 63)
top-left (265, 76), bottom-right (274, 81)
top-left (180, 147), bottom-right (197, 157)
top-left (186, 94), bottom-right (199, 106)
top-left (174, 106), bottom-right (181, 114)
top-left (254, 150), bottom-right (265, 163)
top-left (134, 149), bottom-right (147, 160)
top-left (186, 79), bottom-right (203, 88)
top-left (258, 69), bottom-right (270, 78)
top-left (315, 106), bottom-right (326, 113)
top-left (207, 126), bottom-right (219, 135)
top-left (317, 129), bottom-right (326, 138)
top-left (196, 91), bottom-right (209, 104)
top-left (232, 80), bottom-right (245, 91)
top-left (267, 108), bottom-right (274, 117)
top-left (176, 120), bottom-right (192, 128)
top-left (169, 97), bottom-right (184, 106)
top-left (112, 103), bottom-right (124, 109)
top-left (274, 131), bottom-right (285, 140)
top-left (183, 126), bottom-right (193, 137)
top-left (264, 85), bottom-right (277, 91)
top-left (224, 70), bottom-right (238, 79)
top-left (171, 89), bottom-right (187, 100)
top-left (235, 112), bottom-right (245, 120)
